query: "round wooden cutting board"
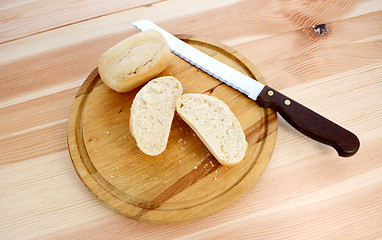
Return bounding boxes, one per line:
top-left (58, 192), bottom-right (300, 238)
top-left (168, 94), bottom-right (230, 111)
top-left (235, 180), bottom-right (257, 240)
top-left (67, 35), bottom-right (278, 224)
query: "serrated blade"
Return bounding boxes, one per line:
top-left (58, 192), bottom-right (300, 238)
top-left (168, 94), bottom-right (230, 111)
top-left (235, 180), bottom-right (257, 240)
top-left (132, 20), bottom-right (265, 100)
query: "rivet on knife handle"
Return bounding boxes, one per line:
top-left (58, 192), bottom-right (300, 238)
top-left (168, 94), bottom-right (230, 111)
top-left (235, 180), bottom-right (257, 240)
top-left (257, 86), bottom-right (360, 157)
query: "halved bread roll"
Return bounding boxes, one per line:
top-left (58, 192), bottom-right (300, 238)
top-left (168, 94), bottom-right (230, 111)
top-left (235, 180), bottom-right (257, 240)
top-left (130, 76), bottom-right (183, 156)
top-left (98, 30), bottom-right (171, 92)
top-left (176, 94), bottom-right (247, 166)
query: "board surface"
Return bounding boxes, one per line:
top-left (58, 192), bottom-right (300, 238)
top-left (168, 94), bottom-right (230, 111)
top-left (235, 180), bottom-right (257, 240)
top-left (67, 35), bottom-right (278, 223)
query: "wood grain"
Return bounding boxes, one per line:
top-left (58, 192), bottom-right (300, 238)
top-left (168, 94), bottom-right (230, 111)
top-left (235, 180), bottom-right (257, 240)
top-left (1, 0), bottom-right (382, 239)
top-left (67, 36), bottom-right (277, 223)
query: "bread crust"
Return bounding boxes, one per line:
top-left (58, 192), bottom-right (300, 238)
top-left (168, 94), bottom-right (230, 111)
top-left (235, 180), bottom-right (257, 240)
top-left (98, 30), bottom-right (171, 92)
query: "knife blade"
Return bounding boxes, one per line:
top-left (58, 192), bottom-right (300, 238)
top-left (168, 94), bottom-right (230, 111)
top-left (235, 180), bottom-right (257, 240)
top-left (132, 20), bottom-right (360, 157)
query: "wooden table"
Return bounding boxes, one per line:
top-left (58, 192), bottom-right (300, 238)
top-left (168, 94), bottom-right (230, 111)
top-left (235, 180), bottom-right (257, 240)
top-left (1, 1), bottom-right (381, 239)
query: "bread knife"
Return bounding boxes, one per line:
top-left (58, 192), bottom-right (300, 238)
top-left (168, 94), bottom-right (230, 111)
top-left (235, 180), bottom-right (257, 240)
top-left (132, 20), bottom-right (360, 157)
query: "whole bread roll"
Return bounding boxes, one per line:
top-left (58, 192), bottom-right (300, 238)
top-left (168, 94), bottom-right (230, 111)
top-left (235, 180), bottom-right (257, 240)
top-left (130, 76), bottom-right (183, 156)
top-left (98, 30), bottom-right (171, 92)
top-left (176, 94), bottom-right (247, 166)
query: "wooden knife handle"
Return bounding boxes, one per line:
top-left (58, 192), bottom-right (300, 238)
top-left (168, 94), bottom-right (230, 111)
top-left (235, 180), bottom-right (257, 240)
top-left (257, 86), bottom-right (360, 157)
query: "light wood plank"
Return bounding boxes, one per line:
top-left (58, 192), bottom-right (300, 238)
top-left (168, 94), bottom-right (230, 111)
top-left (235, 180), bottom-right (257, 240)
top-left (0, 88), bottom-right (76, 136)
top-left (0, 0), bottom-right (161, 43)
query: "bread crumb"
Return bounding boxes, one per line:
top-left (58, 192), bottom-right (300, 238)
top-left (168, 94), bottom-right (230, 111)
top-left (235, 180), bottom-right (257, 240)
top-left (214, 177), bottom-right (217, 181)
top-left (178, 138), bottom-right (183, 143)
top-left (106, 131), bottom-right (111, 135)
top-left (179, 160), bottom-right (182, 162)
top-left (194, 166), bottom-right (198, 169)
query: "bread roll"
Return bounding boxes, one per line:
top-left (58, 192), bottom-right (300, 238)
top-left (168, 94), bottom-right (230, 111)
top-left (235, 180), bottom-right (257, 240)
top-left (130, 76), bottom-right (183, 156)
top-left (98, 30), bottom-right (171, 92)
top-left (176, 94), bottom-right (247, 166)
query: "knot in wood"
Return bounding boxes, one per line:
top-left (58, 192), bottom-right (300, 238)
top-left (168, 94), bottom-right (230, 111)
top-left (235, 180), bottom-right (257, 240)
top-left (313, 24), bottom-right (328, 36)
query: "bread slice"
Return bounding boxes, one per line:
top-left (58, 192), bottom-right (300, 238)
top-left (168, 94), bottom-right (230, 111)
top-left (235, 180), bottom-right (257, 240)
top-left (130, 76), bottom-right (183, 156)
top-left (98, 30), bottom-right (171, 92)
top-left (176, 94), bottom-right (247, 166)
